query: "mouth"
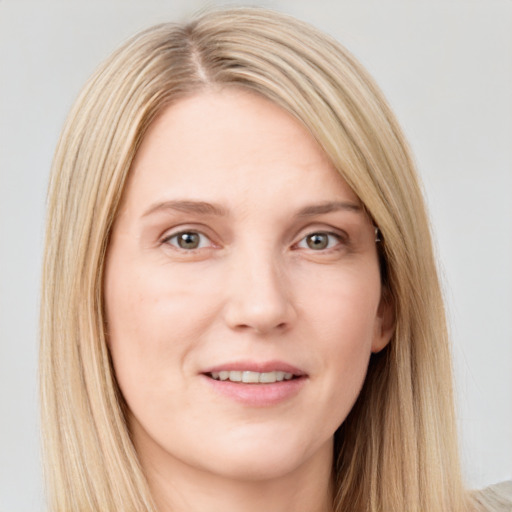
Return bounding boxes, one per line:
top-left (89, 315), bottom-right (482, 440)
top-left (207, 370), bottom-right (299, 384)
top-left (201, 362), bottom-right (307, 405)
top-left (202, 361), bottom-right (307, 385)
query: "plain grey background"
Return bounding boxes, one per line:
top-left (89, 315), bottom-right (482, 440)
top-left (1, 1), bottom-right (511, 510)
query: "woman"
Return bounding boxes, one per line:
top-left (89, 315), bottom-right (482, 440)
top-left (40, 6), bottom-right (508, 512)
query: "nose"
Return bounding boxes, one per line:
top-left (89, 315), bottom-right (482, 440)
top-left (222, 249), bottom-right (297, 335)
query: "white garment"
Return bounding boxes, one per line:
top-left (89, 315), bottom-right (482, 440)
top-left (474, 481), bottom-right (512, 511)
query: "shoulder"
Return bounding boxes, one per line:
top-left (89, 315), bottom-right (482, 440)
top-left (473, 481), bottom-right (512, 512)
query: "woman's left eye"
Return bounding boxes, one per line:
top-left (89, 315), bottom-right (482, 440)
top-left (296, 232), bottom-right (343, 251)
top-left (163, 231), bottom-right (212, 250)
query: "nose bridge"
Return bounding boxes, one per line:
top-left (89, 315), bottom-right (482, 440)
top-left (223, 238), bottom-right (295, 333)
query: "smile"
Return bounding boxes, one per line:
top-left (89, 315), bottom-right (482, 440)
top-left (202, 362), bottom-right (307, 405)
top-left (209, 370), bottom-right (295, 383)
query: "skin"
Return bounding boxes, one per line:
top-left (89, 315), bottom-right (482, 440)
top-left (104, 89), bottom-right (393, 512)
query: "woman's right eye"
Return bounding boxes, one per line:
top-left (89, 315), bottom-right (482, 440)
top-left (162, 231), bottom-right (212, 250)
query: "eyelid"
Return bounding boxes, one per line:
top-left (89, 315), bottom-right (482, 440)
top-left (161, 228), bottom-right (216, 250)
top-left (293, 228), bottom-right (348, 251)
top-left (158, 224), bottom-right (350, 252)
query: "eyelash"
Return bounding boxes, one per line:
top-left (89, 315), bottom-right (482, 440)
top-left (161, 229), bottom-right (347, 253)
top-left (294, 231), bottom-right (345, 251)
top-left (162, 231), bottom-right (213, 251)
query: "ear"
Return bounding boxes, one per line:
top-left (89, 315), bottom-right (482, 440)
top-left (371, 293), bottom-right (395, 353)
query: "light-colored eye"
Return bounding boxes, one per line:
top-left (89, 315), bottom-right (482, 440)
top-left (297, 232), bottom-right (341, 251)
top-left (164, 231), bottom-right (212, 250)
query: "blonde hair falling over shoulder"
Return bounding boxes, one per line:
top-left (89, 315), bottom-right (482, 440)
top-left (41, 7), bottom-right (472, 512)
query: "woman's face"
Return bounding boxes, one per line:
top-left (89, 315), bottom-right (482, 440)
top-left (104, 89), bottom-right (392, 484)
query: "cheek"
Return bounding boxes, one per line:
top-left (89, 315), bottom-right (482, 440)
top-left (103, 258), bottom-right (215, 408)
top-left (301, 265), bottom-right (381, 422)
top-left (105, 257), bottom-right (217, 351)
top-left (103, 255), bottom-right (240, 446)
top-left (302, 262), bottom-right (381, 347)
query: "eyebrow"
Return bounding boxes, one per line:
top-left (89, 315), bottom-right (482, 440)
top-left (142, 199), bottom-right (362, 218)
top-left (296, 201), bottom-right (362, 216)
top-left (142, 200), bottom-right (229, 218)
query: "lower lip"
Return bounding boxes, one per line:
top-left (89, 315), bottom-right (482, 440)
top-left (201, 375), bottom-right (307, 406)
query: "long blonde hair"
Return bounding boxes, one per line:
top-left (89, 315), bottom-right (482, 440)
top-left (41, 7), bottom-right (470, 511)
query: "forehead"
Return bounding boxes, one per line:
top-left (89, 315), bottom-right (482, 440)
top-left (123, 89), bottom-right (360, 213)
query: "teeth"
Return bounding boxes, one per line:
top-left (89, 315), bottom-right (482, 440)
top-left (259, 371), bottom-right (277, 383)
top-left (228, 371), bottom-right (242, 382)
top-left (243, 371), bottom-right (260, 383)
top-left (209, 370), bottom-right (296, 383)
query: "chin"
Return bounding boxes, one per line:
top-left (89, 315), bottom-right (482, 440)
top-left (200, 449), bottom-right (313, 482)
top-left (194, 431), bottom-right (333, 483)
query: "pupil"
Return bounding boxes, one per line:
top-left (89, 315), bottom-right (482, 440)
top-left (307, 233), bottom-right (328, 250)
top-left (178, 233), bottom-right (200, 249)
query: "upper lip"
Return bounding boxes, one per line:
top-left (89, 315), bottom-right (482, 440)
top-left (202, 360), bottom-right (307, 376)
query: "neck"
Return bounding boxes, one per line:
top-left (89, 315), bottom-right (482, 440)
top-left (138, 438), bottom-right (334, 512)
